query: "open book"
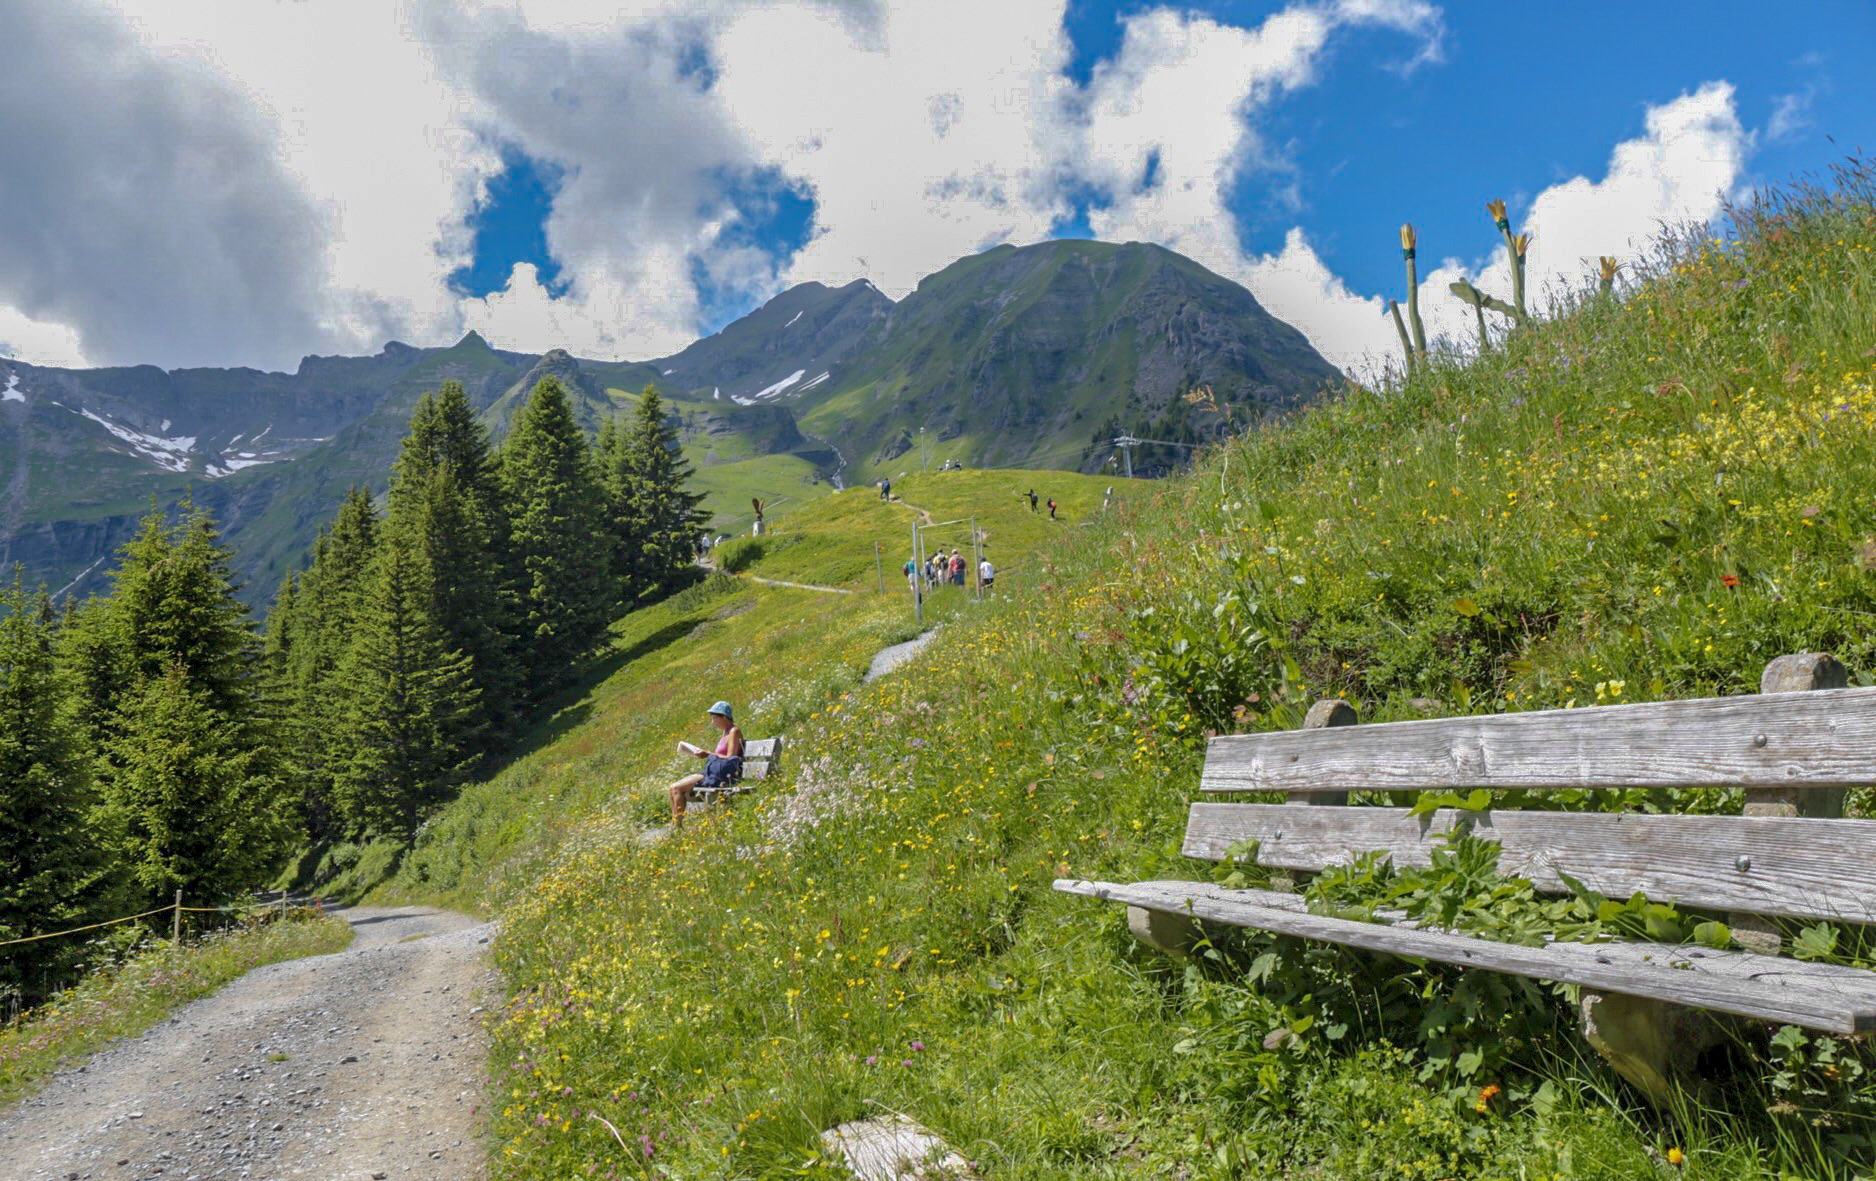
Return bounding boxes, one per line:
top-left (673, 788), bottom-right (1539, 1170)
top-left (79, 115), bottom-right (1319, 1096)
top-left (677, 740), bottom-right (704, 756)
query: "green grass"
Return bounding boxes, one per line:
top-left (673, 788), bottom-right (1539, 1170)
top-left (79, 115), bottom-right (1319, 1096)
top-left (384, 166), bottom-right (1876, 1178)
top-left (721, 469), bottom-right (1119, 590)
top-left (0, 913), bottom-right (351, 1107)
top-left (687, 452), bottom-right (833, 533)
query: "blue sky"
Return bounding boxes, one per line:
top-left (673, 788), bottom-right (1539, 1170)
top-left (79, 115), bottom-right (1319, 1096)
top-left (1, 1), bottom-right (1871, 371)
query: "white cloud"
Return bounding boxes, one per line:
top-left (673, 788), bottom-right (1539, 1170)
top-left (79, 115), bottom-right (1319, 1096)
top-left (106, 0), bottom-right (493, 355)
top-left (1768, 88), bottom-right (1814, 143)
top-left (712, 0), bottom-right (1075, 297)
top-left (1229, 82), bottom-right (1749, 374)
top-left (0, 306), bottom-right (92, 370)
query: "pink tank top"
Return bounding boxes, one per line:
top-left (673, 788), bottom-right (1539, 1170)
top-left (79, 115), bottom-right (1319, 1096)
top-left (715, 733), bottom-right (737, 757)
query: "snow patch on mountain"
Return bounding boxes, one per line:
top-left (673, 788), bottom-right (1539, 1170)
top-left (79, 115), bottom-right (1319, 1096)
top-left (78, 407), bottom-right (195, 473)
top-left (785, 311), bottom-right (803, 327)
top-left (799, 371), bottom-right (830, 392)
top-left (753, 370), bottom-right (807, 400)
top-left (2, 374), bottom-right (22, 403)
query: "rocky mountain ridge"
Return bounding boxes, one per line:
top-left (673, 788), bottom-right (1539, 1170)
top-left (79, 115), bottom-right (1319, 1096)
top-left (1, 239), bottom-right (1342, 603)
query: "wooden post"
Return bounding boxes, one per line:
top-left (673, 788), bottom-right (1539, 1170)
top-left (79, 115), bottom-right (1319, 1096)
top-left (1732, 652), bottom-right (1848, 954)
top-left (1295, 700), bottom-right (1357, 807)
top-left (172, 888), bottom-right (183, 943)
top-left (1267, 699), bottom-right (1358, 891)
top-left (874, 542), bottom-right (883, 594)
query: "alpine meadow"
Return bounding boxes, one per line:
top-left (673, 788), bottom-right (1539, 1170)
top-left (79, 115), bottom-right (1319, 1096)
top-left (4, 7), bottom-right (1876, 1178)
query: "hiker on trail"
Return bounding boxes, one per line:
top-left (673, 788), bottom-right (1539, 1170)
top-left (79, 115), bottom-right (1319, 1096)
top-left (1025, 489), bottom-right (1038, 512)
top-left (950, 549), bottom-right (965, 586)
top-left (903, 556), bottom-right (918, 592)
top-left (1047, 498), bottom-right (1058, 520)
top-left (881, 477), bottom-right (892, 501)
top-left (978, 555), bottom-right (994, 591)
top-left (668, 701), bottom-right (743, 828)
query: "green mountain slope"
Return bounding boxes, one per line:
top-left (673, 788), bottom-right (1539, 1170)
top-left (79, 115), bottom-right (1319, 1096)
top-left (798, 239), bottom-right (1341, 480)
top-left (360, 174), bottom-right (1876, 1177)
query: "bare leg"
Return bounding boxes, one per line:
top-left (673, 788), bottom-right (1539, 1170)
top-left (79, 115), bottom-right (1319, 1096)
top-left (669, 773), bottom-right (703, 827)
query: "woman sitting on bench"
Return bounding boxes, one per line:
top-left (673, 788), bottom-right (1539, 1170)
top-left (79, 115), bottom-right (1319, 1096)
top-left (669, 700), bottom-right (744, 828)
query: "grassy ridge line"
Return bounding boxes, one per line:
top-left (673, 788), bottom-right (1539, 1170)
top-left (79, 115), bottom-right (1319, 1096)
top-left (0, 915), bottom-right (352, 1108)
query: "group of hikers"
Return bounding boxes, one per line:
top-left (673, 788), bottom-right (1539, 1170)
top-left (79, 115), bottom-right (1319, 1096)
top-left (904, 548), bottom-right (992, 594)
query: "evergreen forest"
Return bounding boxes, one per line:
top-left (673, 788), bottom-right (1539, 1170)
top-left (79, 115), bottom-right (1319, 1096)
top-left (0, 379), bottom-right (703, 1005)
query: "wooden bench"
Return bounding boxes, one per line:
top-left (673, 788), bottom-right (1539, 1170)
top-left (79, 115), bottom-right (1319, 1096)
top-left (691, 736), bottom-right (785, 808)
top-left (1057, 653), bottom-right (1876, 1099)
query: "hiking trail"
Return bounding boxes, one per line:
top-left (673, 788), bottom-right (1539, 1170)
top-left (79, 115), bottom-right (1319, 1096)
top-left (0, 906), bottom-right (495, 1181)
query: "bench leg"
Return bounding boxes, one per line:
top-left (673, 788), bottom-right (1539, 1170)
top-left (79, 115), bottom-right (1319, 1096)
top-left (1579, 992), bottom-right (1728, 1105)
top-left (1127, 906), bottom-right (1202, 957)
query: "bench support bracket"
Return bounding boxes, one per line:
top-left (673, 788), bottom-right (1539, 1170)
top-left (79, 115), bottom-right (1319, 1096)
top-left (1127, 906), bottom-right (1202, 957)
top-left (1579, 992), bottom-right (1728, 1105)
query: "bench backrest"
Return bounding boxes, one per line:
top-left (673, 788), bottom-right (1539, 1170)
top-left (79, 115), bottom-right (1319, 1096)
top-left (744, 736), bottom-right (784, 781)
top-left (1187, 654), bottom-right (1876, 925)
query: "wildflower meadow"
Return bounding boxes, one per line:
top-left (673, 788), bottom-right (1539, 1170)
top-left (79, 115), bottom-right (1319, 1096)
top-left (377, 162), bottom-right (1876, 1178)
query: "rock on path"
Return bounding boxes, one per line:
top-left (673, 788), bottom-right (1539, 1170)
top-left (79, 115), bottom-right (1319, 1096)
top-left (0, 906), bottom-right (496, 1181)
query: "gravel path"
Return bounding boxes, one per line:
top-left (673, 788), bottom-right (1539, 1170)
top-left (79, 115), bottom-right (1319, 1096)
top-left (864, 628), bottom-right (940, 682)
top-left (0, 907), bottom-right (496, 1181)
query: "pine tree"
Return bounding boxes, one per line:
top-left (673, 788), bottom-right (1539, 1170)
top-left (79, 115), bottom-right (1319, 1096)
top-left (597, 387), bottom-right (706, 603)
top-left (69, 501), bottom-right (286, 908)
top-left (329, 519), bottom-right (482, 841)
top-left (283, 490), bottom-right (379, 836)
top-left (497, 377), bottom-right (612, 695)
top-left (389, 385), bottom-right (517, 738)
top-left (0, 575), bottom-right (100, 997)
top-left (106, 663), bottom-right (284, 906)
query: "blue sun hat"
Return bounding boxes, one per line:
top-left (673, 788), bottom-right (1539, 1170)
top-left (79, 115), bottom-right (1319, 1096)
top-left (707, 700), bottom-right (734, 721)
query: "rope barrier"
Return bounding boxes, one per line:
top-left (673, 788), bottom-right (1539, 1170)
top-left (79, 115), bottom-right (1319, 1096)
top-left (0, 906), bottom-right (177, 948)
top-left (0, 899), bottom-right (283, 948)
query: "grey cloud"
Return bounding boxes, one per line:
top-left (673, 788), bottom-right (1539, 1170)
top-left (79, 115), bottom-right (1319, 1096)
top-left (0, 0), bottom-right (337, 369)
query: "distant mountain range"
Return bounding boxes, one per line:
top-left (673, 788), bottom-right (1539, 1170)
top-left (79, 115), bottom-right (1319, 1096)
top-left (0, 239), bottom-right (1340, 603)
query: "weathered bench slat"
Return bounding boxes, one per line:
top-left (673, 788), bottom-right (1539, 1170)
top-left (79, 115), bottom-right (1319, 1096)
top-left (1054, 878), bottom-right (1876, 1033)
top-left (1200, 687), bottom-right (1876, 794)
top-left (1183, 803), bottom-right (1876, 923)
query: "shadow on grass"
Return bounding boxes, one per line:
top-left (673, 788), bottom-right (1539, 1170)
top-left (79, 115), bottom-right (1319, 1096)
top-left (477, 615), bottom-right (711, 781)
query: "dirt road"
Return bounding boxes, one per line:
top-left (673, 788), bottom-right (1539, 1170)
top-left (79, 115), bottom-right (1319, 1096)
top-left (0, 906), bottom-right (495, 1181)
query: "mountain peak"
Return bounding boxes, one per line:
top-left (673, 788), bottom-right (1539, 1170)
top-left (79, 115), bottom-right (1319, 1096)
top-left (454, 330), bottom-right (492, 351)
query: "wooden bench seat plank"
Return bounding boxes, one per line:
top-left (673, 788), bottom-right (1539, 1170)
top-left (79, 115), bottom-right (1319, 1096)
top-left (1200, 687), bottom-right (1876, 794)
top-left (1054, 878), bottom-right (1876, 1033)
top-left (1182, 803), bottom-right (1876, 923)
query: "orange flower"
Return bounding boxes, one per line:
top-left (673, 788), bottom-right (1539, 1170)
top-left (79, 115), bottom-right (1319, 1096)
top-left (1667, 1146), bottom-right (1685, 1166)
top-left (1720, 573), bottom-right (1741, 588)
top-left (1474, 1083), bottom-right (1501, 1113)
